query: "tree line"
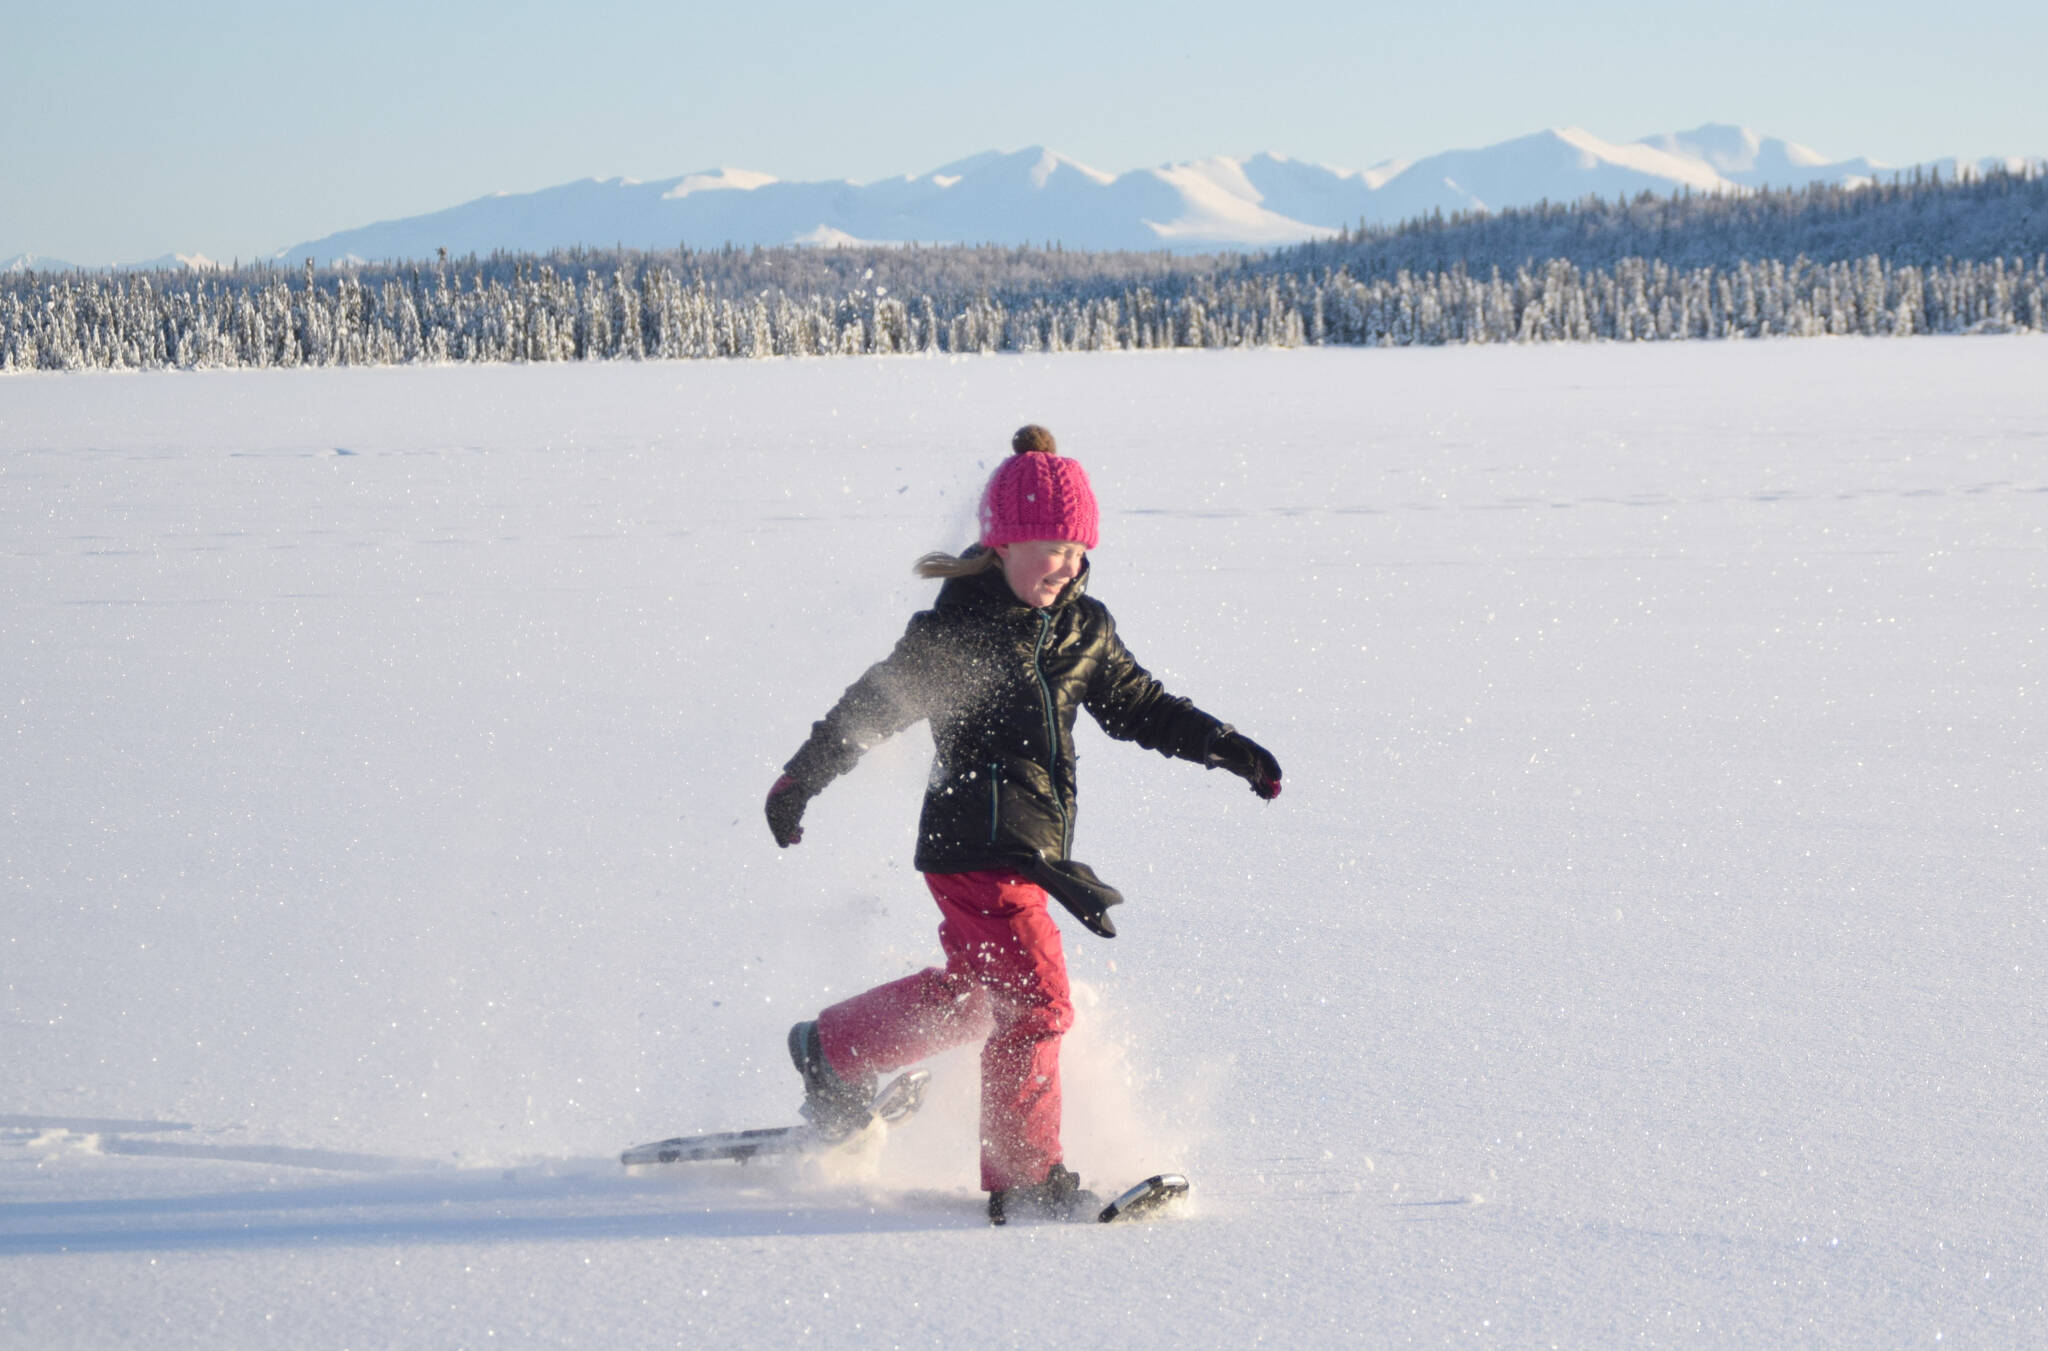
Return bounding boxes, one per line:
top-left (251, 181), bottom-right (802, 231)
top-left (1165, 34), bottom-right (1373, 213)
top-left (3, 166), bottom-right (2042, 373)
top-left (1271, 160), bottom-right (2048, 277)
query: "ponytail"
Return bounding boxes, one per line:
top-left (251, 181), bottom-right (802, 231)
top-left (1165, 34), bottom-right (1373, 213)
top-left (913, 549), bottom-right (1001, 581)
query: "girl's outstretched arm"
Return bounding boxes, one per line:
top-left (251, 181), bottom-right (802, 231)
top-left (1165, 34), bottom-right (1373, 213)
top-left (1085, 612), bottom-right (1282, 798)
top-left (778, 613), bottom-right (946, 803)
top-left (1083, 611), bottom-right (1224, 759)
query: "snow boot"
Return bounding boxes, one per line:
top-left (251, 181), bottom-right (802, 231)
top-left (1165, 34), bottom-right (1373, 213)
top-left (987, 1162), bottom-right (1101, 1226)
top-left (787, 1020), bottom-right (877, 1139)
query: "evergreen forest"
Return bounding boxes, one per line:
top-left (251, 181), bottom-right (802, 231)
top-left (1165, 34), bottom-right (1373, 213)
top-left (4, 165), bottom-right (2042, 373)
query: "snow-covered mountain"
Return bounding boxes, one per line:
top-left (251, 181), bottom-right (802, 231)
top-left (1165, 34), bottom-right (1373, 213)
top-left (11, 125), bottom-right (2030, 270)
top-left (274, 123), bottom-right (1972, 264)
top-left (3, 252), bottom-right (86, 274)
top-left (4, 250), bottom-right (221, 275)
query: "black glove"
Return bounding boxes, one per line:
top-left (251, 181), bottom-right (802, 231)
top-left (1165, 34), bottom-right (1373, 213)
top-left (765, 774), bottom-right (816, 847)
top-left (1204, 725), bottom-right (1282, 800)
top-left (1020, 854), bottom-right (1124, 939)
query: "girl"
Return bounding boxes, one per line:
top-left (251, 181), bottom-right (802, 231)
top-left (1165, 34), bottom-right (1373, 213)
top-left (763, 424), bottom-right (1281, 1224)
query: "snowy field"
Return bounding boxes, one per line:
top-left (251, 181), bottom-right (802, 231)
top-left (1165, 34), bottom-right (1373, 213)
top-left (3, 338), bottom-right (2043, 1347)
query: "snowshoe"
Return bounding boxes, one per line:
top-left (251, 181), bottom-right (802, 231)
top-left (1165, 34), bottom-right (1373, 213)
top-left (620, 1068), bottom-right (930, 1167)
top-left (1096, 1172), bottom-right (1190, 1223)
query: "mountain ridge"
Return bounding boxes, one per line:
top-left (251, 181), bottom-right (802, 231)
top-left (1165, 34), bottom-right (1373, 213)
top-left (270, 124), bottom-right (2030, 264)
top-left (7, 124), bottom-right (2037, 271)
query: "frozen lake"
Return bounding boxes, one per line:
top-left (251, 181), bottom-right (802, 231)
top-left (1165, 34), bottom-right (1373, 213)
top-left (3, 337), bottom-right (2044, 1346)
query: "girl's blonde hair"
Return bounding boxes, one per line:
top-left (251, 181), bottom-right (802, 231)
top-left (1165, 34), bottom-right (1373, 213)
top-left (913, 549), bottom-right (1001, 580)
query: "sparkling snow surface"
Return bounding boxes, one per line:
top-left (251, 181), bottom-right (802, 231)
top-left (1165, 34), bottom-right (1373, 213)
top-left (3, 340), bottom-right (2044, 1346)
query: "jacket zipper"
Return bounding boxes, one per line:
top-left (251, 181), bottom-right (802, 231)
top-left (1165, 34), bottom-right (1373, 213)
top-left (1031, 610), bottom-right (1071, 856)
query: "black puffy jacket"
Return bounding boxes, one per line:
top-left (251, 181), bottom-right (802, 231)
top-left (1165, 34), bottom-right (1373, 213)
top-left (783, 554), bottom-right (1227, 873)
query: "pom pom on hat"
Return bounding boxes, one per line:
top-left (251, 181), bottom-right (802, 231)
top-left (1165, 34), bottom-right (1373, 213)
top-left (1012, 424), bottom-right (1058, 456)
top-left (980, 425), bottom-right (1100, 550)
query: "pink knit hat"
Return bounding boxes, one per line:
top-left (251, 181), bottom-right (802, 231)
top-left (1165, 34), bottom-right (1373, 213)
top-left (979, 425), bottom-right (1100, 550)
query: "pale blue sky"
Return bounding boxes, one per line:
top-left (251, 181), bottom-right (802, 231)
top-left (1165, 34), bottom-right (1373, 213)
top-left (6, 0), bottom-right (2044, 264)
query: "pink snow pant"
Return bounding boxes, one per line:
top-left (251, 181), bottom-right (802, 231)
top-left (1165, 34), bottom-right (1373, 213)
top-left (815, 870), bottom-right (1073, 1193)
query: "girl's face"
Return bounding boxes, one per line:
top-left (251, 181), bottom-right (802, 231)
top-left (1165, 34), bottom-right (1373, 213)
top-left (995, 539), bottom-right (1087, 608)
